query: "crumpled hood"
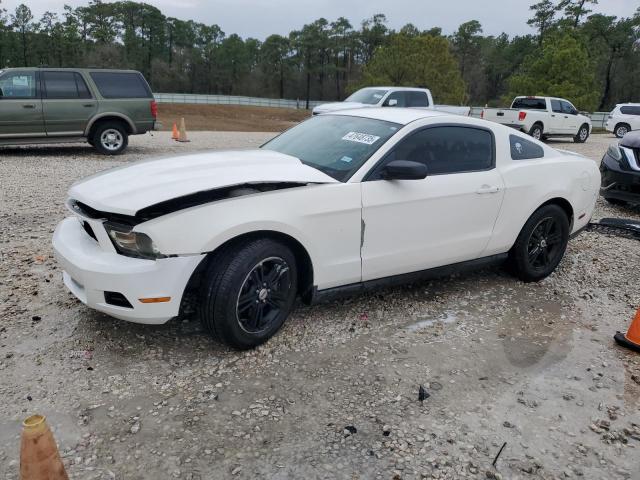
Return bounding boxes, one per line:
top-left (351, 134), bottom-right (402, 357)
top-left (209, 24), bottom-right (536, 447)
top-left (69, 149), bottom-right (337, 216)
top-left (313, 101), bottom-right (374, 114)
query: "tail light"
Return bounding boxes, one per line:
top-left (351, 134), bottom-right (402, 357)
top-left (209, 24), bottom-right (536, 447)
top-left (518, 111), bottom-right (527, 122)
top-left (150, 100), bottom-right (158, 119)
top-left (480, 110), bottom-right (484, 119)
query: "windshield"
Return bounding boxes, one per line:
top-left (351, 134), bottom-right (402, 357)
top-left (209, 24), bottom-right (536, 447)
top-left (345, 88), bottom-right (389, 105)
top-left (262, 115), bottom-right (401, 182)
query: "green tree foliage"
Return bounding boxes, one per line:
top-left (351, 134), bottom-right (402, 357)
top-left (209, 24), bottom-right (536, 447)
top-left (0, 0), bottom-right (637, 110)
top-left (507, 33), bottom-right (599, 110)
top-left (362, 34), bottom-right (465, 104)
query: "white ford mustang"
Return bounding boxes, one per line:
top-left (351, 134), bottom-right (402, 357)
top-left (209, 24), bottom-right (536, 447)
top-left (53, 109), bottom-right (600, 349)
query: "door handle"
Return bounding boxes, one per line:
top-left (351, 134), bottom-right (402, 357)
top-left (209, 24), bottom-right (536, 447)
top-left (551, 114), bottom-right (556, 117)
top-left (83, 103), bottom-right (95, 107)
top-left (22, 104), bottom-right (36, 109)
top-left (476, 185), bottom-right (500, 194)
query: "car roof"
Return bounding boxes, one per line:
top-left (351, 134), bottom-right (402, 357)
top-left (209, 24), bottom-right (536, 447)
top-left (326, 107), bottom-right (449, 125)
top-left (358, 86), bottom-right (428, 92)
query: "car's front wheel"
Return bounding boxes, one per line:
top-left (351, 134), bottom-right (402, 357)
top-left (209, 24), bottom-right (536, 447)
top-left (92, 122), bottom-right (129, 155)
top-left (574, 124), bottom-right (589, 143)
top-left (509, 204), bottom-right (570, 282)
top-left (199, 238), bottom-right (298, 349)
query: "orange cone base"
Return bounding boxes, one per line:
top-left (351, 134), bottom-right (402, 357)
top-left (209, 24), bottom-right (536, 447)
top-left (614, 331), bottom-right (640, 352)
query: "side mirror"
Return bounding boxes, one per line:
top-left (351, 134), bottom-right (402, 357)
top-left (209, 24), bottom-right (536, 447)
top-left (385, 98), bottom-right (398, 107)
top-left (383, 160), bottom-right (428, 180)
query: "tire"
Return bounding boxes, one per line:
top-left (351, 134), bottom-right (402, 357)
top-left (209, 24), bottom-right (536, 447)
top-left (605, 197), bottom-right (627, 206)
top-left (509, 204), bottom-right (570, 282)
top-left (529, 123), bottom-right (543, 141)
top-left (199, 238), bottom-right (298, 350)
top-left (573, 124), bottom-right (589, 143)
top-left (614, 123), bottom-right (630, 139)
top-left (91, 121), bottom-right (129, 155)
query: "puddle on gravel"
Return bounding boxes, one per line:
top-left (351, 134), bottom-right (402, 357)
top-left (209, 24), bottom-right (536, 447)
top-left (406, 310), bottom-right (459, 332)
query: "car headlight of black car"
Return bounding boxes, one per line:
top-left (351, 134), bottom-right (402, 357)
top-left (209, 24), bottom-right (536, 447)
top-left (607, 143), bottom-right (623, 162)
top-left (104, 223), bottom-right (165, 259)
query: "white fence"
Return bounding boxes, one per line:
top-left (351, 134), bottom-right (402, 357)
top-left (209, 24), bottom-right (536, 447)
top-left (155, 93), bottom-right (610, 129)
top-left (154, 92), bottom-right (323, 110)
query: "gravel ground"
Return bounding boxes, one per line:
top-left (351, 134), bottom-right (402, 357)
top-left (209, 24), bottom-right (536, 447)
top-left (1, 132), bottom-right (639, 480)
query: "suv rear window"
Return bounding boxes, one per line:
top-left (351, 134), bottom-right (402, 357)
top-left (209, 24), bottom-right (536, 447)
top-left (620, 106), bottom-right (640, 116)
top-left (89, 72), bottom-right (152, 99)
top-left (512, 98), bottom-right (547, 110)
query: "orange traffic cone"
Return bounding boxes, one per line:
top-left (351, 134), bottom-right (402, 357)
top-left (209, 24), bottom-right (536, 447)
top-left (20, 414), bottom-right (69, 480)
top-left (614, 308), bottom-right (640, 352)
top-left (177, 117), bottom-right (190, 143)
top-left (171, 122), bottom-right (179, 140)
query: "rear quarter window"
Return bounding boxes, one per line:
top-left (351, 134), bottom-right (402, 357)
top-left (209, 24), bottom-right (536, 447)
top-left (89, 72), bottom-right (152, 99)
top-left (510, 135), bottom-right (544, 160)
top-left (620, 106), bottom-right (640, 116)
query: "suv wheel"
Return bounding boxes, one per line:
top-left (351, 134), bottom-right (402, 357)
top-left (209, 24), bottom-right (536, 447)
top-left (615, 124), bottom-right (630, 139)
top-left (92, 122), bottom-right (129, 155)
top-left (529, 124), bottom-right (543, 141)
top-left (573, 124), bottom-right (589, 143)
top-left (199, 239), bottom-right (298, 350)
top-left (509, 204), bottom-right (570, 282)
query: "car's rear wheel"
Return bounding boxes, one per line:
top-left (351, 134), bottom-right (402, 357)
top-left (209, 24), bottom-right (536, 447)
top-left (529, 123), bottom-right (543, 141)
top-left (199, 238), bottom-right (298, 349)
top-left (574, 124), bottom-right (589, 143)
top-left (92, 122), bottom-right (129, 155)
top-left (615, 123), bottom-right (630, 139)
top-left (509, 204), bottom-right (570, 282)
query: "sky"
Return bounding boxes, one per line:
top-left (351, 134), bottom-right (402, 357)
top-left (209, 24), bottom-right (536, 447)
top-left (4, 0), bottom-right (639, 39)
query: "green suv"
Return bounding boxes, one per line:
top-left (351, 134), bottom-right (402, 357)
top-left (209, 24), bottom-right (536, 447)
top-left (0, 67), bottom-right (158, 155)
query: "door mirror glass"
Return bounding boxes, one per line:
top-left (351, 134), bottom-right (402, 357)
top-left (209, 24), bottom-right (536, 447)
top-left (383, 160), bottom-right (428, 180)
top-left (386, 98), bottom-right (398, 107)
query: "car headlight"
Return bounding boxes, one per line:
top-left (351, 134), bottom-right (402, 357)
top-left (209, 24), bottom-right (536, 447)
top-left (607, 143), bottom-right (623, 162)
top-left (105, 223), bottom-right (164, 259)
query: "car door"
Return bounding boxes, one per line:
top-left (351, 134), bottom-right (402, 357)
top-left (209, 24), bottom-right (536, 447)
top-left (560, 100), bottom-right (579, 134)
top-left (0, 70), bottom-right (44, 137)
top-left (360, 125), bottom-right (505, 282)
top-left (621, 105), bottom-right (640, 131)
top-left (549, 99), bottom-right (565, 134)
top-left (41, 71), bottom-right (97, 136)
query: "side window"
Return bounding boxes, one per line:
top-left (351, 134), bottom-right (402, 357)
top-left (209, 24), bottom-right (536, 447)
top-left (74, 73), bottom-right (92, 99)
top-left (0, 71), bottom-right (37, 99)
top-left (90, 72), bottom-right (153, 99)
top-left (383, 91), bottom-right (406, 107)
top-left (510, 135), bottom-right (544, 160)
top-left (406, 91), bottom-right (429, 107)
top-left (620, 106), bottom-right (640, 116)
top-left (561, 101), bottom-right (576, 114)
top-left (371, 126), bottom-right (494, 179)
top-left (551, 99), bottom-right (563, 113)
top-left (43, 71), bottom-right (92, 99)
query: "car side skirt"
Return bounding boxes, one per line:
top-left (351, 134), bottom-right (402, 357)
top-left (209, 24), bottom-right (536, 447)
top-left (309, 253), bottom-right (509, 304)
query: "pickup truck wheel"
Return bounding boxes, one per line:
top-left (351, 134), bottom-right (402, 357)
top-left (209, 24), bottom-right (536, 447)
top-left (574, 124), bottom-right (589, 143)
top-left (529, 124), bottom-right (543, 141)
top-left (199, 239), bottom-right (298, 350)
top-left (615, 124), bottom-right (630, 138)
top-left (509, 205), bottom-right (569, 282)
top-left (92, 122), bottom-right (129, 155)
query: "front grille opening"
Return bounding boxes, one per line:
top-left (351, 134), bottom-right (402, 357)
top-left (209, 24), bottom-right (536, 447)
top-left (104, 291), bottom-right (133, 309)
top-left (82, 221), bottom-right (98, 242)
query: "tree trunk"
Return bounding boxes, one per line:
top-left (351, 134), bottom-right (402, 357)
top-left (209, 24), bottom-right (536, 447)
top-left (305, 71), bottom-right (311, 110)
top-left (599, 55), bottom-right (614, 111)
top-left (279, 63), bottom-right (284, 99)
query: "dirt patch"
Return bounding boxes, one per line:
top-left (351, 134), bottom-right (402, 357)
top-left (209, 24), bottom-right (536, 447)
top-left (156, 103), bottom-right (311, 132)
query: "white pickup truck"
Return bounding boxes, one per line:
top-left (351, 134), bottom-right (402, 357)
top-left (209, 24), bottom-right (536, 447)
top-left (482, 96), bottom-right (592, 143)
top-left (312, 87), bottom-right (471, 117)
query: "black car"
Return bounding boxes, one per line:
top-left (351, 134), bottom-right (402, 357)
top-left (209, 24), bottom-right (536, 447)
top-left (600, 131), bottom-right (640, 206)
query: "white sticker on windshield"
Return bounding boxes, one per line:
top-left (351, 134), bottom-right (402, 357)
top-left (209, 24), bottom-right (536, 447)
top-left (342, 132), bottom-right (381, 145)
top-left (339, 156), bottom-right (353, 163)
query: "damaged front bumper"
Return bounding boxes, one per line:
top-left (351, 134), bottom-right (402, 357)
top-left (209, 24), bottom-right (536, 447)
top-left (53, 217), bottom-right (204, 324)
